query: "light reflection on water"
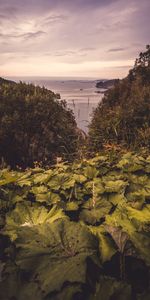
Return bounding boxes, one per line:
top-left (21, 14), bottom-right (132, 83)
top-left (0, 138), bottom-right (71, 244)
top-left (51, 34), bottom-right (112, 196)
top-left (33, 78), bottom-right (104, 132)
top-left (47, 80), bottom-right (104, 133)
top-left (67, 101), bottom-right (100, 133)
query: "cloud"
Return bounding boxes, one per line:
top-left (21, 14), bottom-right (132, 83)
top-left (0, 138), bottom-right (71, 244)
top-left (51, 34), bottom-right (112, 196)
top-left (114, 65), bottom-right (132, 69)
top-left (108, 47), bottom-right (127, 52)
top-left (0, 0), bottom-right (149, 78)
top-left (49, 50), bottom-right (76, 57)
top-left (0, 30), bottom-right (46, 40)
top-left (21, 31), bottom-right (46, 40)
top-left (41, 14), bottom-right (69, 26)
top-left (80, 47), bottom-right (96, 52)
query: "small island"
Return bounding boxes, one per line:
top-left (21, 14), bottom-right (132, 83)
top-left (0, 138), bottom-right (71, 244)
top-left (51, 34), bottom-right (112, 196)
top-left (96, 79), bottom-right (119, 89)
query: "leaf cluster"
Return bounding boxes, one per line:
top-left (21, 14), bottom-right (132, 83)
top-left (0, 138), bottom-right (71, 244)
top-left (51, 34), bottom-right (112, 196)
top-left (0, 153), bottom-right (150, 299)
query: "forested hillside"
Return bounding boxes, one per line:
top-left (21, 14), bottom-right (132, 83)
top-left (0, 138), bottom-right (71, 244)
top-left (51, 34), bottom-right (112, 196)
top-left (89, 45), bottom-right (150, 152)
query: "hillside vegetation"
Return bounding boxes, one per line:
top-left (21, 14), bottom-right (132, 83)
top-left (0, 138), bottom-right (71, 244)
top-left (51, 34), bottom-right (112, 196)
top-left (0, 80), bottom-right (78, 168)
top-left (89, 45), bottom-right (150, 152)
top-left (0, 153), bottom-right (150, 299)
top-left (0, 77), bottom-right (15, 85)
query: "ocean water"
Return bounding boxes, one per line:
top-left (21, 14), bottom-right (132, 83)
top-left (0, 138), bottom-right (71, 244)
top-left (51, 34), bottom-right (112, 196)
top-left (10, 77), bottom-right (104, 132)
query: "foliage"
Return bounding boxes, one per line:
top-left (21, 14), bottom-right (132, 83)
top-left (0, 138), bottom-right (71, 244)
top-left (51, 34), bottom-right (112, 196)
top-left (89, 45), bottom-right (150, 152)
top-left (0, 153), bottom-right (150, 299)
top-left (0, 79), bottom-right (79, 168)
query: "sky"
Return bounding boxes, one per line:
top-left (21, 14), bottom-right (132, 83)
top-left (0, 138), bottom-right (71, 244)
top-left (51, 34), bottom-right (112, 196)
top-left (0, 0), bottom-right (149, 79)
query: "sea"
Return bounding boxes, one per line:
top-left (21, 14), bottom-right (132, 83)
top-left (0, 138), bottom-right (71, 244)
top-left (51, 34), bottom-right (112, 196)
top-left (9, 77), bottom-right (105, 133)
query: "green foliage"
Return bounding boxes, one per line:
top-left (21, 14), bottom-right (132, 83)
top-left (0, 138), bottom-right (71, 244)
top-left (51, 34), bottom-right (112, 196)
top-left (0, 80), bottom-right (78, 168)
top-left (0, 153), bottom-right (150, 299)
top-left (90, 277), bottom-right (132, 300)
top-left (89, 225), bottom-right (117, 263)
top-left (89, 45), bottom-right (150, 151)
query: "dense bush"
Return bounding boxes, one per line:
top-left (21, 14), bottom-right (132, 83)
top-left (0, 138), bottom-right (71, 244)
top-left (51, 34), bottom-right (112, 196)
top-left (89, 45), bottom-right (150, 152)
top-left (0, 80), bottom-right (78, 168)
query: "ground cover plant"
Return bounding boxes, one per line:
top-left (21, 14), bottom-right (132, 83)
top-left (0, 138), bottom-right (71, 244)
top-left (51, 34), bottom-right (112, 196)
top-left (0, 152), bottom-right (150, 299)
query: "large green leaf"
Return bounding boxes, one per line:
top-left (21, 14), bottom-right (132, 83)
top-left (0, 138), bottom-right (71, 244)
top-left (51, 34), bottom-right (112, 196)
top-left (126, 191), bottom-right (145, 209)
top-left (73, 173), bottom-right (87, 183)
top-left (33, 172), bottom-right (52, 184)
top-left (130, 231), bottom-right (150, 266)
top-left (117, 153), bottom-right (146, 173)
top-left (126, 205), bottom-right (150, 223)
top-left (83, 166), bottom-right (99, 179)
top-left (0, 169), bottom-right (19, 186)
top-left (16, 171), bottom-right (33, 186)
top-left (105, 204), bottom-right (150, 264)
top-left (85, 178), bottom-right (105, 194)
top-left (89, 225), bottom-right (117, 263)
top-left (13, 220), bottom-right (98, 296)
top-left (108, 193), bottom-right (126, 206)
top-left (80, 201), bottom-right (112, 225)
top-left (106, 204), bottom-right (135, 235)
top-left (45, 284), bottom-right (82, 300)
top-left (31, 185), bottom-right (61, 204)
top-left (90, 277), bottom-right (132, 300)
top-left (103, 179), bottom-right (128, 193)
top-left (105, 225), bottom-right (129, 254)
top-left (80, 184), bottom-right (112, 225)
top-left (65, 201), bottom-right (79, 211)
top-left (46, 173), bottom-right (75, 190)
top-left (31, 185), bottom-right (48, 194)
top-left (4, 203), bottom-right (67, 240)
top-left (82, 194), bottom-right (110, 209)
top-left (0, 262), bottom-right (43, 300)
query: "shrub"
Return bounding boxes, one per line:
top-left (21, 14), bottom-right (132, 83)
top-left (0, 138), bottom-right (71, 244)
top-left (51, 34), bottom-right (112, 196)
top-left (0, 80), bottom-right (78, 168)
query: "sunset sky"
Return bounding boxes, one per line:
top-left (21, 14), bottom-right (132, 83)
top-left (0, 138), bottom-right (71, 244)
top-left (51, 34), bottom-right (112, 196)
top-left (0, 0), bottom-right (149, 79)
